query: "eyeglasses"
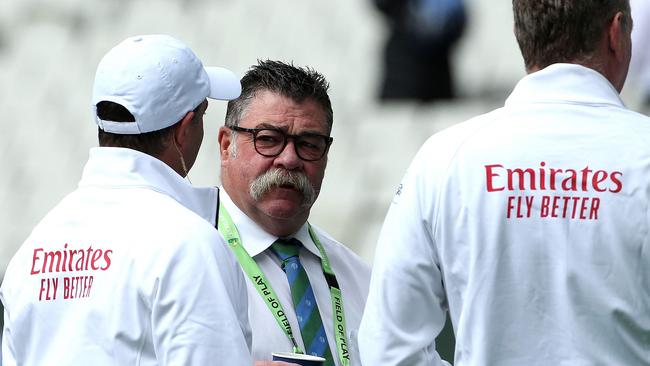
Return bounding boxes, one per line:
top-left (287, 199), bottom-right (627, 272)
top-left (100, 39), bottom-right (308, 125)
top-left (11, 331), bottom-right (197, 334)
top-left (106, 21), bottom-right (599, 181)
top-left (229, 126), bottom-right (333, 161)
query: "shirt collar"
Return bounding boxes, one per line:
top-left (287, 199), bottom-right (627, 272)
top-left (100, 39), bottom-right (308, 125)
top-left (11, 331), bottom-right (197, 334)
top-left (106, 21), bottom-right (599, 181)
top-left (79, 147), bottom-right (218, 223)
top-left (505, 63), bottom-right (625, 108)
top-left (218, 188), bottom-right (322, 259)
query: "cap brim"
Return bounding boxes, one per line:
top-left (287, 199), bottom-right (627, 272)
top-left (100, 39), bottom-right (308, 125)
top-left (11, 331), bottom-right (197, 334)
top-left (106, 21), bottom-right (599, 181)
top-left (205, 66), bottom-right (241, 100)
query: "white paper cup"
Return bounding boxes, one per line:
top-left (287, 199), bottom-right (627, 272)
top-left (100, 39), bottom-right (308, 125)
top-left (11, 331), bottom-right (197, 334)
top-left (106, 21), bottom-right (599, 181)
top-left (271, 352), bottom-right (326, 366)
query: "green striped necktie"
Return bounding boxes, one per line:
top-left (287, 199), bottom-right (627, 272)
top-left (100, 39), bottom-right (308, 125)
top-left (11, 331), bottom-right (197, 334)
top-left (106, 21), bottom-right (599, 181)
top-left (271, 238), bottom-right (334, 365)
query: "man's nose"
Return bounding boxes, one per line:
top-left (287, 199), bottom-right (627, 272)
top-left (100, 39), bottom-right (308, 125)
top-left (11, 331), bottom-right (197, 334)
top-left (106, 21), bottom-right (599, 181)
top-left (273, 139), bottom-right (303, 170)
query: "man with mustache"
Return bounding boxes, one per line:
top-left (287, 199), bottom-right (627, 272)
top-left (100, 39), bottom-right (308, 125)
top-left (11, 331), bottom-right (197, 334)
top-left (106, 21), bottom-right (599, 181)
top-left (215, 60), bottom-right (370, 366)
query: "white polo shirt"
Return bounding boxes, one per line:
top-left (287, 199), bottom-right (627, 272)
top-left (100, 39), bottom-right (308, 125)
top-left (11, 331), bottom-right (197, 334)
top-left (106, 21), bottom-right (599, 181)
top-left (1, 147), bottom-right (252, 365)
top-left (359, 64), bottom-right (650, 365)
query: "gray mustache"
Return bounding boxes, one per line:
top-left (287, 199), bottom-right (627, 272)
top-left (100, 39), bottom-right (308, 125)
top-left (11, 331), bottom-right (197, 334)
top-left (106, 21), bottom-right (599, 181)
top-left (249, 169), bottom-right (316, 207)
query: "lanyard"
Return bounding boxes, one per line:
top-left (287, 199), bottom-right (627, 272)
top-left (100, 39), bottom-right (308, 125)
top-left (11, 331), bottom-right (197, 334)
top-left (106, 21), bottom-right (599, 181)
top-left (217, 202), bottom-right (351, 366)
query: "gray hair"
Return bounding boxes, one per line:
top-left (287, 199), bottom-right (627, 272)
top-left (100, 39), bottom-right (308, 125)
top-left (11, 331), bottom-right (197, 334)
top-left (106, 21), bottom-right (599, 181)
top-left (225, 60), bottom-right (333, 132)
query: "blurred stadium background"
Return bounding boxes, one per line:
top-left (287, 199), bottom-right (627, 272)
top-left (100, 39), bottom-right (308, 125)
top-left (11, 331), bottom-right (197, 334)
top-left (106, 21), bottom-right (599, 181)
top-left (0, 0), bottom-right (527, 272)
top-left (1, 0), bottom-right (647, 362)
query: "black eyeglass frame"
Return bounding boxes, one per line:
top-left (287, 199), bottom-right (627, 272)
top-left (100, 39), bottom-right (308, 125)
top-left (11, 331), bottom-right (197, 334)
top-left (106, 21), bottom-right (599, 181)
top-left (228, 125), bottom-right (334, 161)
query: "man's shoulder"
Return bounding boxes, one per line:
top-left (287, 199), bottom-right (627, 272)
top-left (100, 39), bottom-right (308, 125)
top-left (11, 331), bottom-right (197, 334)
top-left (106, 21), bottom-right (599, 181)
top-left (40, 186), bottom-right (222, 258)
top-left (120, 187), bottom-right (217, 232)
top-left (612, 107), bottom-right (650, 128)
top-left (409, 108), bottom-right (504, 176)
top-left (422, 108), bottom-right (504, 151)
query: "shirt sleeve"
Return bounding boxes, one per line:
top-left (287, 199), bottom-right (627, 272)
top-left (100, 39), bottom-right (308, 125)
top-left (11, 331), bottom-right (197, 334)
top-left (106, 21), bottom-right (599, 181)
top-left (150, 227), bottom-right (252, 365)
top-left (2, 293), bottom-right (17, 366)
top-left (359, 143), bottom-right (450, 366)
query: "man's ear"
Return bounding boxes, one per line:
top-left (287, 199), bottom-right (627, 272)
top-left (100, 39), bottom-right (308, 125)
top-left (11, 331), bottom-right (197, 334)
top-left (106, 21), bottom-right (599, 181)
top-left (218, 126), bottom-right (233, 162)
top-left (608, 11), bottom-right (629, 63)
top-left (173, 110), bottom-right (195, 148)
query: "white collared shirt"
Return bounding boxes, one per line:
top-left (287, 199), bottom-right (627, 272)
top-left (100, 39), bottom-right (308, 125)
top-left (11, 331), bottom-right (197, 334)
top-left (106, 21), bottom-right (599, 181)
top-left (359, 64), bottom-right (650, 365)
top-left (1, 147), bottom-right (252, 365)
top-left (218, 189), bottom-right (370, 365)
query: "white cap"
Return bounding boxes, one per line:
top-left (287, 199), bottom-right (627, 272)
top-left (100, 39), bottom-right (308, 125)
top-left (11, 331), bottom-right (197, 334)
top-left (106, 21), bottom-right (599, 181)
top-left (92, 34), bottom-right (241, 134)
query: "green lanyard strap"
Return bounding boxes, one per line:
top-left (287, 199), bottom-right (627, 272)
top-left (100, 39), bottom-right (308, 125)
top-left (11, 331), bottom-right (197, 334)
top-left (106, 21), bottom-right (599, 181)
top-left (218, 202), bottom-right (350, 366)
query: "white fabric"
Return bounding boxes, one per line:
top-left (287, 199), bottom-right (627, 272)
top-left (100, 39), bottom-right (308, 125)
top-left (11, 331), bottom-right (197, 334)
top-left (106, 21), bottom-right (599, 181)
top-left (359, 64), bottom-right (650, 366)
top-left (0, 147), bottom-right (252, 365)
top-left (218, 189), bottom-right (370, 365)
top-left (92, 34), bottom-right (241, 134)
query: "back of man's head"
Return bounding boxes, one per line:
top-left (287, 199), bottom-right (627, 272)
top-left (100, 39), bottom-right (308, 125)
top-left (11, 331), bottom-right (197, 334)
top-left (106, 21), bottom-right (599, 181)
top-left (92, 34), bottom-right (241, 156)
top-left (225, 60), bottom-right (333, 132)
top-left (96, 101), bottom-right (196, 156)
top-left (513, 0), bottom-right (631, 71)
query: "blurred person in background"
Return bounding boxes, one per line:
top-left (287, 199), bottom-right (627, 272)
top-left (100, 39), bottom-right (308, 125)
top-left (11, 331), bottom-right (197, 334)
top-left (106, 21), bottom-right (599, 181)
top-left (0, 34), bottom-right (253, 365)
top-left (212, 60), bottom-right (370, 366)
top-left (360, 0), bottom-right (649, 365)
top-left (373, 0), bottom-right (467, 102)
top-left (629, 0), bottom-right (650, 111)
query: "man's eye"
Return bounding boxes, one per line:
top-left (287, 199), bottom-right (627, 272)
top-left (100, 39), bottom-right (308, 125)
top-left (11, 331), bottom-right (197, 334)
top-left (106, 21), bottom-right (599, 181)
top-left (299, 140), bottom-right (319, 150)
top-left (256, 133), bottom-right (282, 144)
